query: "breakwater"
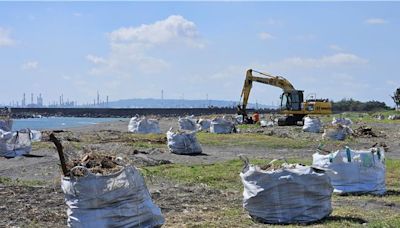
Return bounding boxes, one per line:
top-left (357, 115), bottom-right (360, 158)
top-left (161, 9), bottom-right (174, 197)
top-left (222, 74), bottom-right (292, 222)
top-left (10, 107), bottom-right (274, 118)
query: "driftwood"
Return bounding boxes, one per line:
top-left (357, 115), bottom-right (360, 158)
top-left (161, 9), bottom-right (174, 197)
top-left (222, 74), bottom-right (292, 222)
top-left (49, 133), bottom-right (68, 176)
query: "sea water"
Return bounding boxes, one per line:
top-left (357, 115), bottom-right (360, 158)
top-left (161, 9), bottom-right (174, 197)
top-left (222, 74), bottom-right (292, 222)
top-left (12, 117), bottom-right (127, 131)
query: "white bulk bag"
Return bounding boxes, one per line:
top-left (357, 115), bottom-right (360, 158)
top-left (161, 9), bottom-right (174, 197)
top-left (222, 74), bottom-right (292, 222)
top-left (178, 117), bottom-right (197, 131)
top-left (332, 117), bottom-right (353, 126)
top-left (197, 119), bottom-right (211, 132)
top-left (166, 130), bottom-right (202, 155)
top-left (260, 120), bottom-right (274, 127)
top-left (0, 129), bottom-right (32, 158)
top-left (128, 117), bottom-right (161, 134)
top-left (388, 115), bottom-right (400, 120)
top-left (61, 165), bottom-right (164, 228)
top-left (322, 125), bottom-right (353, 141)
top-left (240, 158), bottom-right (333, 224)
top-left (30, 130), bottom-right (42, 142)
top-left (313, 147), bottom-right (386, 195)
top-left (210, 117), bottom-right (235, 134)
top-left (302, 117), bottom-right (321, 133)
top-left (0, 118), bottom-right (13, 131)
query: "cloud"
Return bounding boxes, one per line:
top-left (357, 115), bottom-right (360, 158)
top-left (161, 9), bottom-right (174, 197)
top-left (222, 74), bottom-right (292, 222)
top-left (88, 15), bottom-right (203, 76)
top-left (268, 53), bottom-right (367, 69)
top-left (0, 27), bottom-right (15, 47)
top-left (259, 32), bottom-right (274, 40)
top-left (365, 18), bottom-right (388, 25)
top-left (21, 61), bottom-right (39, 70)
top-left (329, 44), bottom-right (344, 52)
top-left (109, 15), bottom-right (204, 48)
top-left (86, 54), bottom-right (106, 64)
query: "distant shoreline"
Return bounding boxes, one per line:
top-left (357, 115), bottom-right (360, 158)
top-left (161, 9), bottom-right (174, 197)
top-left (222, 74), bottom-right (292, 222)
top-left (9, 107), bottom-right (273, 119)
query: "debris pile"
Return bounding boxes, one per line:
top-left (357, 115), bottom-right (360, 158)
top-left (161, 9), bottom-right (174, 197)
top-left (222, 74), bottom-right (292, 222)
top-left (313, 146), bottom-right (386, 195)
top-left (66, 153), bottom-right (124, 176)
top-left (353, 125), bottom-right (378, 137)
top-left (240, 156), bottom-right (333, 224)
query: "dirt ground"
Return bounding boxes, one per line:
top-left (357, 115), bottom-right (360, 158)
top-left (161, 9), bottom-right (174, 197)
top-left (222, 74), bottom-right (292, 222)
top-left (1, 116), bottom-right (400, 227)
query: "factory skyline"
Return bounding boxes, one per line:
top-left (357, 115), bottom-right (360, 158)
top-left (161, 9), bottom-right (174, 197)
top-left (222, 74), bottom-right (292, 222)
top-left (4, 91), bottom-right (110, 108)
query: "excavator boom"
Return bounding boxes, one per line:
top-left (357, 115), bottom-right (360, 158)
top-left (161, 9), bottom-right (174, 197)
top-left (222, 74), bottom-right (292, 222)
top-left (238, 68), bottom-right (331, 125)
top-left (239, 69), bottom-right (295, 115)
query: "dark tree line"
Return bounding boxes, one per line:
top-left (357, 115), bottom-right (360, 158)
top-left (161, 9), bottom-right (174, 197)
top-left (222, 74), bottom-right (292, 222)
top-left (332, 99), bottom-right (390, 112)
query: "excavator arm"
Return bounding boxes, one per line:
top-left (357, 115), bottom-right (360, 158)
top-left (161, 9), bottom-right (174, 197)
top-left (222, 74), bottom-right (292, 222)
top-left (238, 69), bottom-right (295, 116)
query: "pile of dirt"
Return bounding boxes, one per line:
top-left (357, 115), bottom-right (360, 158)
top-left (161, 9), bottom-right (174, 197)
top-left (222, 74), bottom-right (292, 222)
top-left (353, 125), bottom-right (381, 137)
top-left (66, 153), bottom-right (123, 176)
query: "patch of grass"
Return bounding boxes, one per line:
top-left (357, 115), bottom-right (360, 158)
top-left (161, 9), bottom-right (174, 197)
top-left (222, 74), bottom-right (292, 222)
top-left (386, 159), bottom-right (400, 189)
top-left (368, 216), bottom-right (400, 228)
top-left (128, 141), bottom-right (167, 149)
top-left (321, 111), bottom-right (400, 124)
top-left (142, 158), bottom-right (309, 190)
top-left (0, 176), bottom-right (46, 187)
top-left (196, 132), bottom-right (311, 149)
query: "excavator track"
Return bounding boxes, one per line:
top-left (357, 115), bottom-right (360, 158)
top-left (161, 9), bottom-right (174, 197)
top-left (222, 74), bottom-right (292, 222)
top-left (277, 115), bottom-right (305, 126)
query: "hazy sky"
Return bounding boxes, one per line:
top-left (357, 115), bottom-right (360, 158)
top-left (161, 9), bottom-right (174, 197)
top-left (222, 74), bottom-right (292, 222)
top-left (0, 2), bottom-right (399, 106)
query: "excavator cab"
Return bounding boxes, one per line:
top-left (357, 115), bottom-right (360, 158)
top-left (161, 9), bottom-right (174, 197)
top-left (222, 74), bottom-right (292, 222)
top-left (280, 90), bottom-right (304, 111)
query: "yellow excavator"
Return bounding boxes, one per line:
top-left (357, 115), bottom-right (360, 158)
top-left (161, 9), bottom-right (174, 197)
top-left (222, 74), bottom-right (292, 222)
top-left (238, 69), bottom-right (332, 126)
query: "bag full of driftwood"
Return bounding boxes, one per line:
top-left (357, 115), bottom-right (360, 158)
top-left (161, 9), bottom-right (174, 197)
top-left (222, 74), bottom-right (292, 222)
top-left (61, 153), bottom-right (165, 228)
top-left (313, 146), bottom-right (386, 195)
top-left (210, 117), bottom-right (235, 134)
top-left (128, 116), bottom-right (161, 134)
top-left (0, 128), bottom-right (32, 158)
top-left (30, 130), bottom-right (42, 142)
top-left (332, 117), bottom-right (353, 126)
top-left (239, 156), bottom-right (333, 224)
top-left (0, 118), bottom-right (13, 131)
top-left (178, 116), bottom-right (198, 131)
top-left (322, 124), bottom-right (353, 141)
top-left (302, 117), bottom-right (321, 133)
top-left (166, 129), bottom-right (202, 155)
top-left (197, 118), bottom-right (211, 132)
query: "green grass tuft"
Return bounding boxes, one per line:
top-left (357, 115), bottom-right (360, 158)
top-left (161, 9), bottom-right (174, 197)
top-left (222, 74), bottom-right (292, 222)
top-left (0, 176), bottom-right (46, 187)
top-left (196, 132), bottom-right (311, 149)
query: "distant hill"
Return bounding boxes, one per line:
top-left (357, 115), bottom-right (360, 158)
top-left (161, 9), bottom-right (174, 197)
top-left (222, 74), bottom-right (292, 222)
top-left (104, 98), bottom-right (275, 109)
